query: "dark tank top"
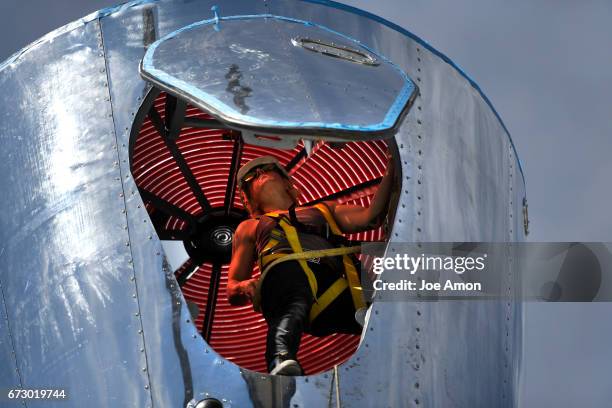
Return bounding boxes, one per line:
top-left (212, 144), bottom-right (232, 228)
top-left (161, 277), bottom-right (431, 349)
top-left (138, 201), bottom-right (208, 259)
top-left (254, 205), bottom-right (344, 272)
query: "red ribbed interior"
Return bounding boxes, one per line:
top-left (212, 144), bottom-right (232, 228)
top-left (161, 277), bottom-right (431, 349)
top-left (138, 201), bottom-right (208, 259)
top-left (131, 92), bottom-right (388, 374)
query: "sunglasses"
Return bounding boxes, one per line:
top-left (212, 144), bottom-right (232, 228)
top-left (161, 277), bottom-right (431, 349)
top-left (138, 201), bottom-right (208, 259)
top-left (240, 163), bottom-right (279, 186)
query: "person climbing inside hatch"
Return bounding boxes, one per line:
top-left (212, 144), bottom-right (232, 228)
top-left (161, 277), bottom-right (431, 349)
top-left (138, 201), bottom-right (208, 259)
top-left (227, 152), bottom-right (395, 376)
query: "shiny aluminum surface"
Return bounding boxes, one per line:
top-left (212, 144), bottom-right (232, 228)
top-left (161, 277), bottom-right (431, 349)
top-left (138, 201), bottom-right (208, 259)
top-left (141, 15), bottom-right (416, 139)
top-left (0, 17), bottom-right (150, 407)
top-left (0, 0), bottom-right (525, 407)
top-left (0, 282), bottom-right (21, 391)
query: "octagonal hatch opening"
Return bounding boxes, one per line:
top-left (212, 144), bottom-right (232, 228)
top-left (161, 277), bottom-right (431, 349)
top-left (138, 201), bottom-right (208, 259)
top-left (129, 88), bottom-right (401, 374)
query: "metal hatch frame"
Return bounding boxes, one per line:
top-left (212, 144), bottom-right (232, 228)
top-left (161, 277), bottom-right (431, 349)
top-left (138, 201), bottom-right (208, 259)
top-left (139, 13), bottom-right (418, 145)
top-left (127, 84), bottom-right (404, 376)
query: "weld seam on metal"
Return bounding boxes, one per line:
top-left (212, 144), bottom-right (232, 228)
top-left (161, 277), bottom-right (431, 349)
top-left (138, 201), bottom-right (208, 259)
top-left (334, 365), bottom-right (342, 408)
top-left (327, 367), bottom-right (335, 407)
top-left (0, 276), bottom-right (24, 391)
top-left (504, 146), bottom-right (515, 405)
top-left (97, 18), bottom-right (154, 407)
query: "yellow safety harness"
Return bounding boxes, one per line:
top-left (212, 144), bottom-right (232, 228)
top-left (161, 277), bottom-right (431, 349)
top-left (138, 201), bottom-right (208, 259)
top-left (252, 203), bottom-right (366, 322)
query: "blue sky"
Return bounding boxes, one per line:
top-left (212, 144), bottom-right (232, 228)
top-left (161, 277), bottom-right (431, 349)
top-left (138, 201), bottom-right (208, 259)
top-left (1, 1), bottom-right (610, 406)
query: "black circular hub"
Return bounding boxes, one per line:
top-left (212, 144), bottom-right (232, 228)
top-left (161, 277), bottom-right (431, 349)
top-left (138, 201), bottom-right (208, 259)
top-left (194, 398), bottom-right (223, 408)
top-left (183, 209), bottom-right (247, 264)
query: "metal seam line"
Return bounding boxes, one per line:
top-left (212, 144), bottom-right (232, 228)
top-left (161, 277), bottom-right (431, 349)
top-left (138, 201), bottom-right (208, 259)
top-left (0, 276), bottom-right (25, 395)
top-left (97, 18), bottom-right (155, 408)
top-left (334, 365), bottom-right (342, 407)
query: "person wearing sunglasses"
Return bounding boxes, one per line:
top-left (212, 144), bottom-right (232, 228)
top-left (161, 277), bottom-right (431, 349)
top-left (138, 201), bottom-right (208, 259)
top-left (227, 153), bottom-right (395, 375)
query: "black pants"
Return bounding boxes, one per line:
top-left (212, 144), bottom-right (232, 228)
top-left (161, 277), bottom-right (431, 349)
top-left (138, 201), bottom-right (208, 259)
top-left (260, 260), bottom-right (362, 372)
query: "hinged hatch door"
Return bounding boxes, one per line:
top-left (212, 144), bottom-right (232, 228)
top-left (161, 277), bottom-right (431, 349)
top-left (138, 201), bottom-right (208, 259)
top-left (141, 14), bottom-right (417, 144)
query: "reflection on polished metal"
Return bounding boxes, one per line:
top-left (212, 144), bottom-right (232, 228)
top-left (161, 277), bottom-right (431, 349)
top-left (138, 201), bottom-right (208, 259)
top-left (0, 1), bottom-right (526, 408)
top-left (140, 13), bottom-right (417, 140)
top-left (291, 37), bottom-right (380, 66)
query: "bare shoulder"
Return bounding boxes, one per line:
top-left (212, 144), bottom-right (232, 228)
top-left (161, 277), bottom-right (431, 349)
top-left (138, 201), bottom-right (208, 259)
top-left (234, 218), bottom-right (258, 241)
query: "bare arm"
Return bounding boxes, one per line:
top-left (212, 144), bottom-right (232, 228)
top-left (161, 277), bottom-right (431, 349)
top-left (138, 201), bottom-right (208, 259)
top-left (227, 219), bottom-right (258, 306)
top-left (326, 156), bottom-right (396, 233)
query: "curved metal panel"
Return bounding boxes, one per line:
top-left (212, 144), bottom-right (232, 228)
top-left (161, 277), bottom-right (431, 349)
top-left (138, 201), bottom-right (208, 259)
top-left (273, 1), bottom-right (526, 407)
top-left (141, 14), bottom-right (416, 139)
top-left (0, 18), bottom-right (151, 407)
top-left (0, 0), bottom-right (526, 407)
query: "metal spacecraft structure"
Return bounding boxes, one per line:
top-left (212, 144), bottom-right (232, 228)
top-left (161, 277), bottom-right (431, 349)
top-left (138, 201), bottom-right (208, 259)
top-left (0, 1), bottom-right (527, 407)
